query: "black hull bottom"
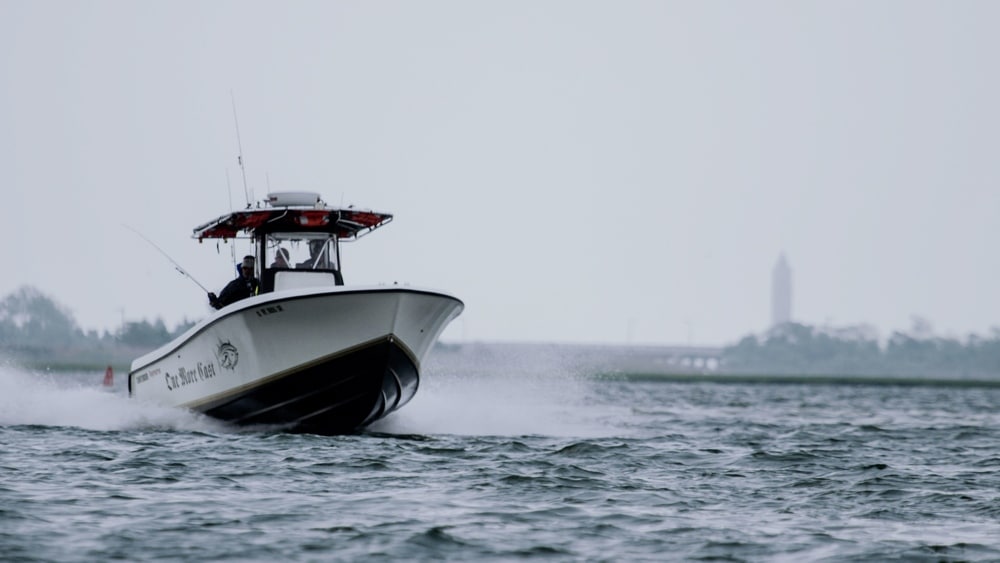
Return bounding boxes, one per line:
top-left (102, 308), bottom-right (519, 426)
top-left (198, 339), bottom-right (418, 435)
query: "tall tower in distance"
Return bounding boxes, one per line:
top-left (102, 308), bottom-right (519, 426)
top-left (772, 253), bottom-right (792, 326)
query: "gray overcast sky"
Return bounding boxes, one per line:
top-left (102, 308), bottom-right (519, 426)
top-left (2, 1), bottom-right (998, 346)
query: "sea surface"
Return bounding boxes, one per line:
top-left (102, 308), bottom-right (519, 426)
top-left (3, 352), bottom-right (1000, 562)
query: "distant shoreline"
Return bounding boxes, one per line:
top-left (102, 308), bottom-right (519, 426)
top-left (597, 371), bottom-right (1000, 388)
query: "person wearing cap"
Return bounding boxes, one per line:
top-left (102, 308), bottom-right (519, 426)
top-left (208, 255), bottom-right (260, 309)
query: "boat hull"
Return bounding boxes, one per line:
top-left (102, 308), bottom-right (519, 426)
top-left (128, 287), bottom-right (462, 434)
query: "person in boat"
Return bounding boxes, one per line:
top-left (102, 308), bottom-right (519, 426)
top-left (296, 239), bottom-right (329, 270)
top-left (208, 255), bottom-right (260, 309)
top-left (270, 247), bottom-right (290, 268)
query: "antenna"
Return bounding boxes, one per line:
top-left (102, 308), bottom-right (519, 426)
top-left (225, 168), bottom-right (234, 212)
top-left (225, 169), bottom-right (237, 265)
top-left (230, 90), bottom-right (251, 207)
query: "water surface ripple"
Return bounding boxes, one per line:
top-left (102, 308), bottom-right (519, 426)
top-left (2, 367), bottom-right (1000, 561)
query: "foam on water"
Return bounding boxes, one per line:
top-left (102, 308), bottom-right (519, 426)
top-left (371, 372), bottom-right (615, 438)
top-left (0, 363), bottom-right (225, 433)
top-left (371, 346), bottom-right (627, 438)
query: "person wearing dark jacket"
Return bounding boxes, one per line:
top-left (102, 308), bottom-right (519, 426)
top-left (208, 255), bottom-right (260, 309)
top-left (296, 239), bottom-right (329, 269)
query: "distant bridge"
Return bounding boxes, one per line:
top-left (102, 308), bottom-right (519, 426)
top-left (434, 342), bottom-right (726, 373)
top-left (576, 344), bottom-right (725, 373)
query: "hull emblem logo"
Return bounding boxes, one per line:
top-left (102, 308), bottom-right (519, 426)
top-left (217, 341), bottom-right (239, 370)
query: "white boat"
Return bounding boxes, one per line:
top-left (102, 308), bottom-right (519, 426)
top-left (128, 192), bottom-right (464, 434)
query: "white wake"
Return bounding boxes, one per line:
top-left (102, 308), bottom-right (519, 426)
top-left (0, 362), bottom-right (225, 433)
top-left (370, 345), bottom-right (625, 438)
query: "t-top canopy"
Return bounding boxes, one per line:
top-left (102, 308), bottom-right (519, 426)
top-left (192, 194), bottom-right (392, 241)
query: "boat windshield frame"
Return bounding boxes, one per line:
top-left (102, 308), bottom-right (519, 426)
top-left (263, 232), bottom-right (341, 272)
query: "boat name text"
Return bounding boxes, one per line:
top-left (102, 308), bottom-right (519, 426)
top-left (165, 362), bottom-right (218, 391)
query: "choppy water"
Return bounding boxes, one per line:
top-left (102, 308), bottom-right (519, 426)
top-left (3, 357), bottom-right (1000, 561)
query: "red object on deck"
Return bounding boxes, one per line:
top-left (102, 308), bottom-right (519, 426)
top-left (103, 365), bottom-right (114, 387)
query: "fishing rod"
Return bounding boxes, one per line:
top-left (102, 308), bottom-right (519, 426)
top-left (123, 224), bottom-right (211, 294)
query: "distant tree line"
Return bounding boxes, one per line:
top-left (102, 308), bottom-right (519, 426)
top-left (0, 286), bottom-right (196, 369)
top-left (723, 321), bottom-right (1000, 378)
